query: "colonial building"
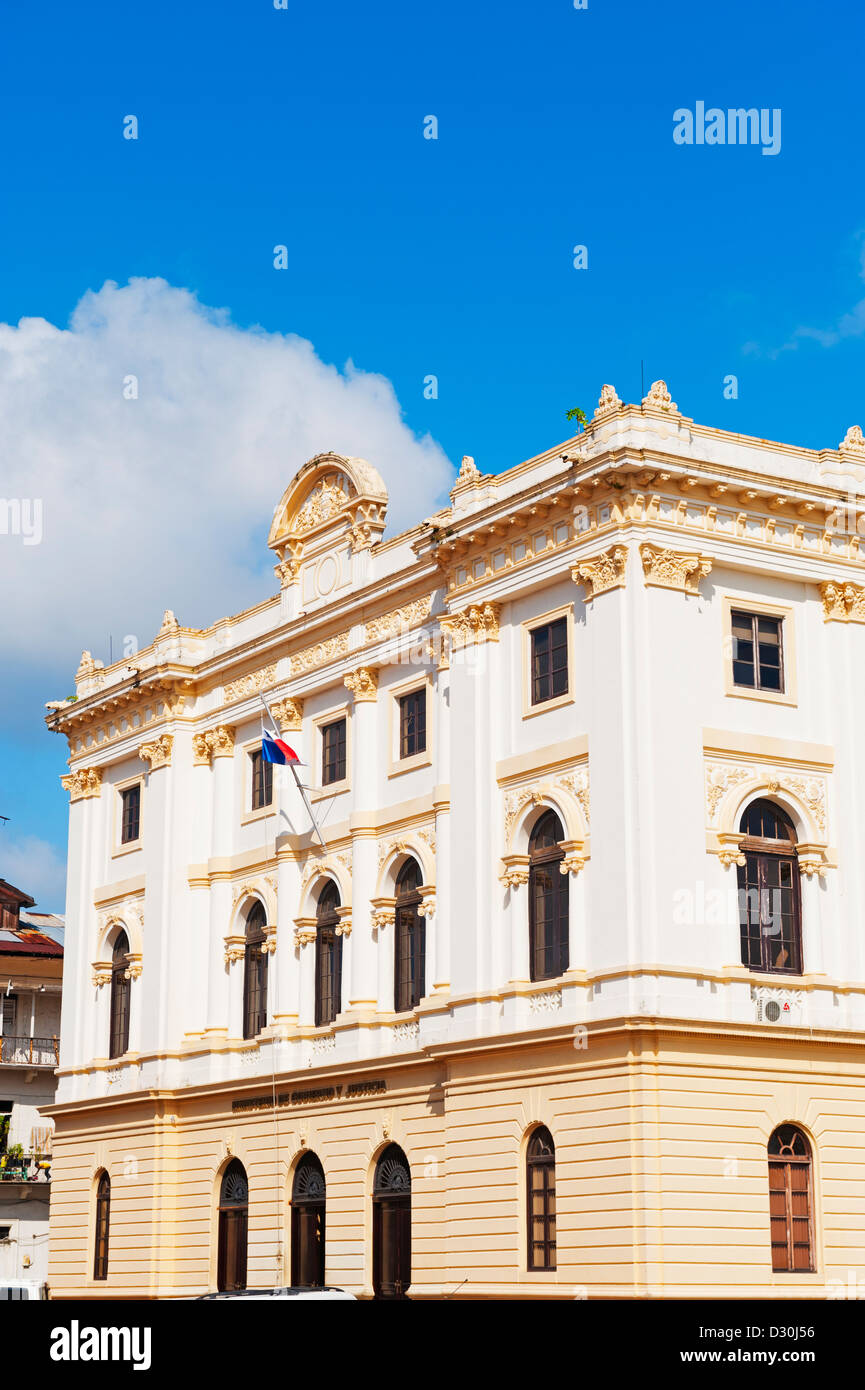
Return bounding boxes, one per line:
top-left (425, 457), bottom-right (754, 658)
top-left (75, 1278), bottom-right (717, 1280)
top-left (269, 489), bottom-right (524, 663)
top-left (45, 382), bottom-right (865, 1298)
top-left (0, 882), bottom-right (63, 1290)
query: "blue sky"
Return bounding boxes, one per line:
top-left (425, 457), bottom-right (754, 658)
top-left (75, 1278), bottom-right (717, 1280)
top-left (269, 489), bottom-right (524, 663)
top-left (2, 0), bottom-right (864, 910)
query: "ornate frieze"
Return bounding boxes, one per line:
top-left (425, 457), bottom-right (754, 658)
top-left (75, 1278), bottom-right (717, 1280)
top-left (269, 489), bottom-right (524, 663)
top-left (819, 581), bottom-right (865, 623)
top-left (438, 602), bottom-right (500, 649)
top-left (223, 664), bottom-right (278, 702)
top-left (271, 697), bottom-right (304, 731)
top-left (61, 766), bottom-right (103, 802)
top-left (572, 545), bottom-right (628, 601)
top-left (343, 666), bottom-right (379, 702)
top-left (364, 595), bottom-right (433, 643)
top-left (138, 734), bottom-right (173, 770)
top-left (290, 631), bottom-right (350, 676)
top-left (640, 544), bottom-right (712, 594)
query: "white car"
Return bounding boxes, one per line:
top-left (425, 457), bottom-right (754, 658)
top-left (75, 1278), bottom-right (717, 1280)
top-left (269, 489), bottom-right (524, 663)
top-left (197, 1286), bottom-right (356, 1301)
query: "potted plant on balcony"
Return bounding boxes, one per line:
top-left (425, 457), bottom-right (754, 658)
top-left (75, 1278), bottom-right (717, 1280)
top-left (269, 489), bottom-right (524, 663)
top-left (3, 1144), bottom-right (25, 1177)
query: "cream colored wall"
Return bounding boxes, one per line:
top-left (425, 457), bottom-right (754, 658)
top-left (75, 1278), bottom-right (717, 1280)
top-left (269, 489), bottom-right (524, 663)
top-left (47, 1029), bottom-right (865, 1300)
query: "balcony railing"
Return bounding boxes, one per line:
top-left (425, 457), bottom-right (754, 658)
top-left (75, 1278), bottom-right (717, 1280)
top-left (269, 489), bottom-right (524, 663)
top-left (0, 1035), bottom-right (59, 1066)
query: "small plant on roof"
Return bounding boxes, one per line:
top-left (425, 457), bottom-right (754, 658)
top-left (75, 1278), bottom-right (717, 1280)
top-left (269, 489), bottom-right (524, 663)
top-left (566, 406), bottom-right (587, 432)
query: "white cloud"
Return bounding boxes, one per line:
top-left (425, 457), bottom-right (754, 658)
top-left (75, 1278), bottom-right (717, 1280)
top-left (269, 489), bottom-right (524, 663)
top-left (0, 278), bottom-right (454, 713)
top-left (1, 834), bottom-right (67, 913)
top-left (754, 236), bottom-right (865, 357)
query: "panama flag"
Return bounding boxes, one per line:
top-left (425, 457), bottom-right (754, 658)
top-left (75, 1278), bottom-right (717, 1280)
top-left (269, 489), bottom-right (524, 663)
top-left (261, 732), bottom-right (300, 765)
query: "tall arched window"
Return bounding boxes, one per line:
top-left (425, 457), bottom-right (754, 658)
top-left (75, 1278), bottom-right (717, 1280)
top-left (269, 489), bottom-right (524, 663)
top-left (315, 883), bottom-right (343, 1027)
top-left (217, 1159), bottom-right (249, 1292)
top-left (737, 800), bottom-right (802, 974)
top-left (526, 1127), bottom-right (556, 1270)
top-left (108, 931), bottom-right (131, 1059)
top-left (93, 1171), bottom-right (110, 1281)
top-left (394, 860), bottom-right (425, 1014)
top-left (372, 1145), bottom-right (411, 1299)
top-left (291, 1153), bottom-right (326, 1287)
top-left (529, 811), bottom-right (569, 981)
top-left (768, 1125), bottom-right (815, 1272)
top-left (242, 902), bottom-right (268, 1039)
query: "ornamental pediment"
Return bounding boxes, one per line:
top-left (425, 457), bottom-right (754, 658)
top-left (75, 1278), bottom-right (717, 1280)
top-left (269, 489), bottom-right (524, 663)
top-left (268, 453), bottom-right (389, 574)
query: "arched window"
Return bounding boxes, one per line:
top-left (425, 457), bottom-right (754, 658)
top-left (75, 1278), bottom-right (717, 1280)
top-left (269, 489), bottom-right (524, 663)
top-left (768, 1126), bottom-right (815, 1272)
top-left (217, 1159), bottom-right (248, 1292)
top-left (529, 811), bottom-right (569, 981)
top-left (242, 902), bottom-right (268, 1040)
top-left (315, 883), bottom-right (343, 1028)
top-left (737, 800), bottom-right (802, 974)
top-left (526, 1127), bottom-right (556, 1270)
top-left (108, 931), bottom-right (131, 1059)
top-left (372, 1144), bottom-right (411, 1299)
top-left (93, 1171), bottom-right (110, 1281)
top-left (291, 1153), bottom-right (326, 1287)
top-left (394, 860), bottom-right (425, 1014)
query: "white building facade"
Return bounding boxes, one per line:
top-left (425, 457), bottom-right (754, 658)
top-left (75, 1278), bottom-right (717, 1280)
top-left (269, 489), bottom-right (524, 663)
top-left (45, 382), bottom-right (865, 1298)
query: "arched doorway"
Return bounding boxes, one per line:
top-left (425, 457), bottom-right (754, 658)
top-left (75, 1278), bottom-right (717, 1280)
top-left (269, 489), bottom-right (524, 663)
top-left (217, 1159), bottom-right (248, 1292)
top-left (291, 1152), bottom-right (326, 1287)
top-left (372, 1144), bottom-right (411, 1299)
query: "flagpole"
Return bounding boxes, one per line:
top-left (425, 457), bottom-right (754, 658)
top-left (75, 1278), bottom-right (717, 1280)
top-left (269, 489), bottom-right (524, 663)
top-left (260, 692), bottom-right (327, 849)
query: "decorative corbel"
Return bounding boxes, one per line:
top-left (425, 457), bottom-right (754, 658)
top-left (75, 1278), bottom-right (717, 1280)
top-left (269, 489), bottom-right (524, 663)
top-left (335, 909), bottom-right (353, 939)
top-left (717, 832), bottom-right (746, 868)
top-left (417, 888), bottom-right (437, 919)
top-left (223, 934), bottom-right (245, 965)
top-left (123, 953), bottom-right (143, 981)
top-left (370, 897), bottom-right (396, 930)
top-left (797, 845), bottom-right (829, 879)
top-left (91, 962), bottom-right (112, 988)
top-left (293, 918), bottom-right (317, 948)
top-left (263, 924), bottom-right (278, 955)
top-left (559, 840), bottom-right (587, 876)
top-left (499, 854), bottom-right (530, 887)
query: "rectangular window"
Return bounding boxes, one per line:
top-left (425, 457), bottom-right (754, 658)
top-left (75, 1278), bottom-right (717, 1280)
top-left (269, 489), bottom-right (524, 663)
top-left (250, 750), bottom-right (273, 811)
top-left (321, 719), bottom-right (347, 786)
top-left (120, 784), bottom-right (141, 844)
top-left (398, 689), bottom-right (427, 760)
top-left (530, 618), bottom-right (569, 705)
top-left (731, 610), bottom-right (784, 692)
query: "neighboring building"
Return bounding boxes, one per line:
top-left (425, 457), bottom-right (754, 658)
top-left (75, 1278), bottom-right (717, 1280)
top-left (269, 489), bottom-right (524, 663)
top-left (0, 882), bottom-right (62, 1289)
top-left (43, 383), bottom-right (865, 1299)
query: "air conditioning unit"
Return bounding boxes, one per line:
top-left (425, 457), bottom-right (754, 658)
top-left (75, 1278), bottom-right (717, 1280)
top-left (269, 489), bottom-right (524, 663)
top-left (753, 986), bottom-right (805, 1025)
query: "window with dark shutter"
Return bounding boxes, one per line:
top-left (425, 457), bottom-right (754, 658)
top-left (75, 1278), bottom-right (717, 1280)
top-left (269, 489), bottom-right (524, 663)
top-left (314, 882), bottom-right (343, 1027)
top-left (393, 860), bottom-right (425, 1013)
top-left (527, 1127), bottom-right (556, 1271)
top-left (731, 610), bottom-right (784, 692)
top-left (321, 719), bottom-right (347, 785)
top-left (250, 750), bottom-right (273, 810)
top-left (108, 932), bottom-right (131, 1059)
top-left (93, 1172), bottom-right (111, 1280)
top-left (120, 784), bottom-right (141, 843)
top-left (530, 618), bottom-right (568, 705)
top-left (242, 902), bottom-right (268, 1039)
top-left (768, 1126), bottom-right (815, 1273)
top-left (737, 800), bottom-right (802, 975)
top-left (399, 689), bottom-right (427, 759)
top-left (528, 811), bottom-right (569, 981)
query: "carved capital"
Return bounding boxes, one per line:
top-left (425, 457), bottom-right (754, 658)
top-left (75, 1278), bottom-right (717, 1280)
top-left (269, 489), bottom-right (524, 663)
top-left (192, 732), bottom-right (213, 766)
top-left (717, 833), bottom-right (746, 868)
top-left (293, 919), bottom-right (317, 948)
top-left (210, 725), bottom-right (236, 758)
top-left (123, 953), bottom-right (143, 981)
top-left (139, 734), bottom-right (173, 770)
top-left (61, 766), bottom-right (103, 802)
top-left (499, 853), bottom-right (530, 887)
top-left (271, 697), bottom-right (304, 731)
top-left (820, 580), bottom-right (865, 623)
top-left (439, 602), bottom-right (500, 650)
top-left (274, 557), bottom-right (299, 588)
top-left (91, 962), bottom-right (112, 988)
top-left (572, 545), bottom-right (628, 601)
top-left (344, 666), bottom-right (379, 702)
top-left (223, 934), bottom-right (245, 965)
top-left (370, 896), bottom-right (397, 930)
top-left (640, 544), bottom-right (712, 594)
